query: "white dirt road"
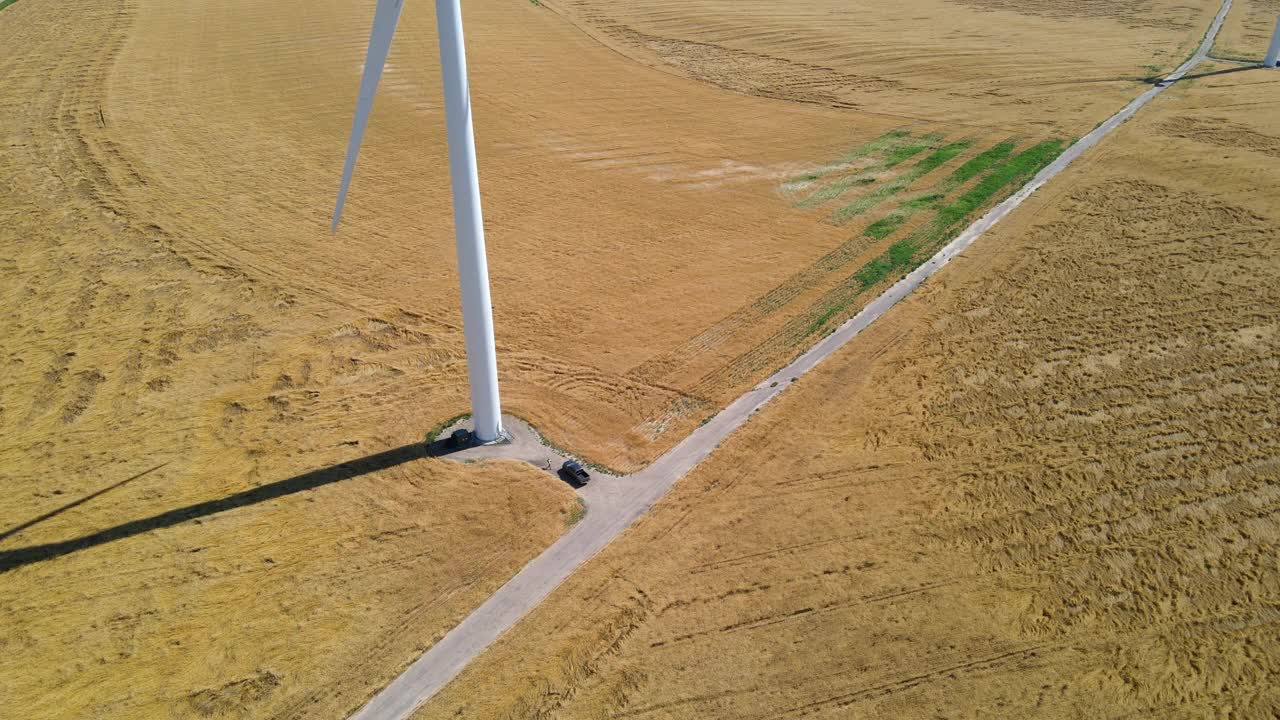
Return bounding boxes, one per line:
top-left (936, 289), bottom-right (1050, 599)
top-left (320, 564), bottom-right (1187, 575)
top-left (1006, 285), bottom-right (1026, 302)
top-left (349, 1), bottom-right (1237, 717)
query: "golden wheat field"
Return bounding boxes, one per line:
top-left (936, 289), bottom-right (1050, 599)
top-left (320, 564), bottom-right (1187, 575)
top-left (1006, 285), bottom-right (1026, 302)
top-left (1215, 0), bottom-right (1280, 58)
top-left (1, 0), bottom-right (1276, 717)
top-left (421, 60), bottom-right (1280, 720)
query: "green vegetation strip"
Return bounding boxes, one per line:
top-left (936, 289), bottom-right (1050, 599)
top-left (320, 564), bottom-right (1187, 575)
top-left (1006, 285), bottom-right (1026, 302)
top-left (829, 139), bottom-right (974, 225)
top-left (783, 129), bottom-right (912, 188)
top-left (863, 139), bottom-right (1018, 239)
top-left (0, 0), bottom-right (20, 10)
top-left (564, 497), bottom-right (586, 528)
top-left (733, 139), bottom-right (1014, 323)
top-left (674, 137), bottom-right (1062, 391)
top-left (924, 138), bottom-right (1065, 234)
top-left (797, 133), bottom-right (945, 208)
top-left (805, 138), bottom-right (1066, 337)
top-left (863, 193), bottom-right (946, 240)
top-left (692, 136), bottom-right (1069, 395)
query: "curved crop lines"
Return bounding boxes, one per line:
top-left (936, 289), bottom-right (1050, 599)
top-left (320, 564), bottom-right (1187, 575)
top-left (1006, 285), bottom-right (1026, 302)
top-left (816, 138), bottom-right (1070, 336)
top-left (630, 130), bottom-right (1067, 412)
top-left (794, 132), bottom-right (945, 208)
top-left (829, 138), bottom-right (975, 224)
top-left (780, 129), bottom-right (912, 194)
top-left (864, 140), bottom-right (1018, 239)
top-left (629, 130), bottom-right (1070, 402)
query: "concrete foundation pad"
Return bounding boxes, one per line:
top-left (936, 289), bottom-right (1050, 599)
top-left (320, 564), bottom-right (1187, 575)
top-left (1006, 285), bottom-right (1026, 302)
top-left (431, 414), bottom-right (630, 514)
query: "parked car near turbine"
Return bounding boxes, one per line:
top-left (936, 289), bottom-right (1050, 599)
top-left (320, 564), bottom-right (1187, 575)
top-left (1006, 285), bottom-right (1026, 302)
top-left (559, 460), bottom-right (590, 487)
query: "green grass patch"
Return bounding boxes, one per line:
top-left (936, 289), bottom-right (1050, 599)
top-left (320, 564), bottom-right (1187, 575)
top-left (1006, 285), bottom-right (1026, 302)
top-left (783, 129), bottom-right (914, 187)
top-left (853, 239), bottom-right (917, 288)
top-left (802, 237), bottom-right (916, 336)
top-left (565, 497), bottom-right (587, 528)
top-left (802, 137), bottom-right (1065, 339)
top-left (902, 193), bottom-right (946, 210)
top-left (863, 217), bottom-right (903, 241)
top-left (857, 139), bottom-right (1017, 239)
top-left (797, 133), bottom-right (943, 208)
top-left (864, 193), bottom-right (944, 239)
top-left (425, 412), bottom-right (471, 443)
top-left (830, 140), bottom-right (972, 224)
top-left (948, 139), bottom-right (1020, 185)
top-left (928, 138), bottom-right (1065, 231)
top-left (802, 236), bottom-right (915, 337)
top-left (0, 0), bottom-right (20, 10)
top-left (806, 304), bottom-right (844, 337)
top-left (880, 138), bottom-right (943, 169)
top-left (903, 141), bottom-right (973, 175)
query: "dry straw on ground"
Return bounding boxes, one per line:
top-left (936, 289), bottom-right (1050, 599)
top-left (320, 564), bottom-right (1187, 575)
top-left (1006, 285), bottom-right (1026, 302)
top-left (422, 59), bottom-right (1280, 719)
top-left (2, 0), bottom-right (1269, 717)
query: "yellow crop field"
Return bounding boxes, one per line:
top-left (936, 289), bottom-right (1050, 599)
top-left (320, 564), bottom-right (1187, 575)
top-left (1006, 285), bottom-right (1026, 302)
top-left (423, 59), bottom-right (1280, 720)
top-left (2, 0), bottom-right (1273, 717)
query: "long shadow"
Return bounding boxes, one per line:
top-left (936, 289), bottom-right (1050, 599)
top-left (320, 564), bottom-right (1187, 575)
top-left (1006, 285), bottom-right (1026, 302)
top-left (0, 442), bottom-right (434, 574)
top-left (1022, 65), bottom-right (1262, 88)
top-left (0, 462), bottom-right (169, 543)
top-left (1147, 64), bottom-right (1261, 85)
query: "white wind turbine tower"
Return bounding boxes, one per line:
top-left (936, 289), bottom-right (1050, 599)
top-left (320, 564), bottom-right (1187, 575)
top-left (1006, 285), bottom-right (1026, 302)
top-left (331, 0), bottom-right (504, 442)
top-left (1266, 15), bottom-right (1280, 68)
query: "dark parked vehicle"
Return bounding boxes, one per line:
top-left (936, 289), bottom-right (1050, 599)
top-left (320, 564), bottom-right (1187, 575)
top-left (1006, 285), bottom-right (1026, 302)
top-left (448, 428), bottom-right (472, 449)
top-left (559, 460), bottom-right (590, 487)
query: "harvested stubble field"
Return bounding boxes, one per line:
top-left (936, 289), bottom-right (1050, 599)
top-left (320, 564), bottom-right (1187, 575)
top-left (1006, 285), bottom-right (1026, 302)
top-left (1214, 0), bottom-right (1280, 60)
top-left (0, 0), bottom-right (1264, 717)
top-left (420, 60), bottom-right (1280, 720)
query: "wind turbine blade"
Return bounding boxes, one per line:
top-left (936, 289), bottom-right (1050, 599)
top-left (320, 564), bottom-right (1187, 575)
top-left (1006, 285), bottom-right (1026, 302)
top-left (332, 0), bottom-right (406, 233)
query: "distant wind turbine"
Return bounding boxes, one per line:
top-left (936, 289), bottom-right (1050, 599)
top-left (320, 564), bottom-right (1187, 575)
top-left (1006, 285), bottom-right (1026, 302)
top-left (332, 0), bottom-right (504, 443)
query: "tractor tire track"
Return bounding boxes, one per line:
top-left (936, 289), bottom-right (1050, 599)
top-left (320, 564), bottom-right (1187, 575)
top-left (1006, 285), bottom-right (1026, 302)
top-left (348, 1), bottom-right (1235, 717)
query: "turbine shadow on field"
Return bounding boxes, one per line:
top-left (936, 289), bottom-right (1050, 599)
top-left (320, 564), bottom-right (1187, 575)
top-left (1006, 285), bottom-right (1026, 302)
top-left (1038, 65), bottom-right (1260, 88)
top-left (0, 443), bottom-right (431, 573)
top-left (1145, 64), bottom-right (1260, 84)
top-left (0, 462), bottom-right (170, 543)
